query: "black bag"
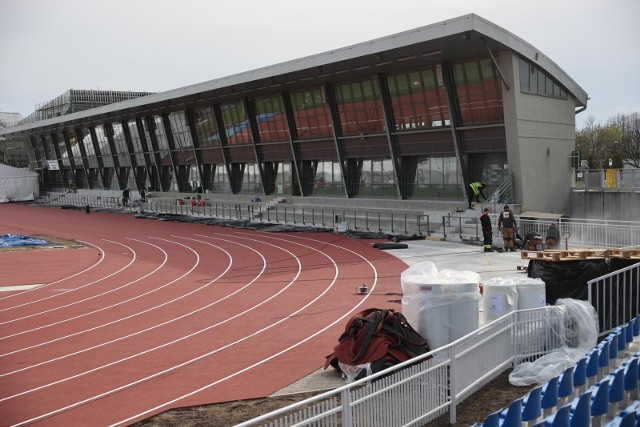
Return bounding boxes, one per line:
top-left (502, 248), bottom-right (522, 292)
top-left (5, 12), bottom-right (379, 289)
top-left (324, 308), bottom-right (430, 380)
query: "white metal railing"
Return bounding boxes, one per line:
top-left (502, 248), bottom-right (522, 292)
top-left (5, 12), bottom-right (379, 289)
top-left (38, 192), bottom-right (640, 247)
top-left (573, 168), bottom-right (640, 190)
top-left (485, 174), bottom-right (513, 214)
top-left (39, 192), bottom-right (433, 236)
top-left (441, 215), bottom-right (640, 249)
top-left (588, 261), bottom-right (640, 336)
top-left (236, 307), bottom-right (565, 427)
top-left (518, 217), bottom-right (640, 249)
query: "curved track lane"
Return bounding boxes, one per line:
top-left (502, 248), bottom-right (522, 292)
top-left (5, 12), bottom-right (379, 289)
top-left (0, 204), bottom-right (407, 426)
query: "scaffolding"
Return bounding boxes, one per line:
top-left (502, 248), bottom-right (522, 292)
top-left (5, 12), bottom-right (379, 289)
top-left (21, 89), bottom-right (155, 124)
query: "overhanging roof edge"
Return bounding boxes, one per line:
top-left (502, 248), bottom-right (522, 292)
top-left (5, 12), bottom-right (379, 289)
top-left (470, 15), bottom-right (588, 107)
top-left (1, 13), bottom-right (588, 137)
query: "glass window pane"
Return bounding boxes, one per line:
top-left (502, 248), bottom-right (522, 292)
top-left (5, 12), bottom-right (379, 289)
top-left (290, 87), bottom-right (333, 138)
top-left (253, 95), bottom-right (289, 142)
top-left (335, 78), bottom-right (385, 135)
top-left (221, 102), bottom-right (252, 144)
top-left (193, 106), bottom-right (220, 147)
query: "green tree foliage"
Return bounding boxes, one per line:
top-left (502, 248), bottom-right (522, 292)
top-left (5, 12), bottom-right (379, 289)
top-left (610, 112), bottom-right (640, 168)
top-left (575, 116), bottom-right (622, 168)
top-left (576, 113), bottom-right (640, 169)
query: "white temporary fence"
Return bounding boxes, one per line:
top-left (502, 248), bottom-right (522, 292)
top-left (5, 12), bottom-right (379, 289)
top-left (236, 307), bottom-right (566, 427)
top-left (574, 168), bottom-right (640, 190)
top-left (38, 192), bottom-right (433, 235)
top-left (443, 215), bottom-right (640, 249)
top-left (588, 261), bottom-right (640, 336)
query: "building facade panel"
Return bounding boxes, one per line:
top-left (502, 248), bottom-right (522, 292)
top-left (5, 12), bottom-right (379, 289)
top-left (0, 14), bottom-right (587, 212)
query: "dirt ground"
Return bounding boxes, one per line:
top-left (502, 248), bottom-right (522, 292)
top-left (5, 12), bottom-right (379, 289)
top-left (5, 234), bottom-right (529, 426)
top-left (132, 370), bottom-right (529, 426)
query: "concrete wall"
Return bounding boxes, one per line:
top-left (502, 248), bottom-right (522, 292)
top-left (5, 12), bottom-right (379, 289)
top-left (570, 190), bottom-right (640, 221)
top-left (500, 51), bottom-right (577, 216)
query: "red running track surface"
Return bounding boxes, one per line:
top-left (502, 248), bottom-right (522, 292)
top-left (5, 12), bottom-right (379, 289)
top-left (0, 204), bottom-right (408, 426)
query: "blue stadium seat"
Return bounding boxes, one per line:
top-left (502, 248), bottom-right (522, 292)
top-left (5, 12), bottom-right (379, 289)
top-left (573, 357), bottom-right (588, 396)
top-left (522, 385), bottom-right (542, 425)
top-left (619, 399), bottom-right (640, 421)
top-left (590, 378), bottom-right (610, 425)
top-left (632, 316), bottom-right (640, 338)
top-left (568, 391), bottom-right (591, 427)
top-left (499, 397), bottom-right (523, 427)
top-left (622, 357), bottom-right (639, 403)
top-left (481, 409), bottom-right (502, 427)
top-left (607, 367), bottom-right (626, 419)
top-left (558, 366), bottom-right (575, 406)
top-left (478, 408), bottom-right (501, 427)
top-left (542, 376), bottom-right (560, 417)
top-left (599, 341), bottom-right (612, 380)
top-left (608, 333), bottom-right (620, 369)
top-left (625, 321), bottom-right (634, 347)
top-left (543, 403), bottom-right (571, 427)
top-left (617, 326), bottom-right (628, 357)
top-left (603, 410), bottom-right (637, 427)
top-left (587, 348), bottom-right (600, 387)
top-left (586, 349), bottom-right (600, 387)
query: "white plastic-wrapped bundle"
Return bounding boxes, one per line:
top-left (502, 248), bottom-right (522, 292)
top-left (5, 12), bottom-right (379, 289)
top-left (482, 277), bottom-right (519, 323)
top-left (401, 261), bottom-right (481, 350)
top-left (509, 298), bottom-right (599, 386)
top-left (516, 277), bottom-right (546, 310)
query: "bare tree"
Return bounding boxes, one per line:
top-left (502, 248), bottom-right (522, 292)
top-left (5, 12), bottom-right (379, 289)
top-left (611, 113), bottom-right (640, 167)
top-left (576, 116), bottom-right (621, 168)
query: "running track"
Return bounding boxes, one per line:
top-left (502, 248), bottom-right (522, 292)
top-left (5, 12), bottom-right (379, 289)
top-left (0, 204), bottom-right (408, 426)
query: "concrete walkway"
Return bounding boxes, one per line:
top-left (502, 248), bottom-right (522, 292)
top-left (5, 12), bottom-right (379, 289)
top-left (272, 238), bottom-right (529, 396)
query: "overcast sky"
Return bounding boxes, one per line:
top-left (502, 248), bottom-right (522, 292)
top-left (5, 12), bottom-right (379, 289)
top-left (1, 0), bottom-right (638, 128)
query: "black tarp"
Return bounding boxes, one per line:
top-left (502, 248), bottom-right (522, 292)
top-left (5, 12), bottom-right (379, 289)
top-left (528, 259), bottom-right (640, 332)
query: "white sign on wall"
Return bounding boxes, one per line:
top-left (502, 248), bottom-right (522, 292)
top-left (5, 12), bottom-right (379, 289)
top-left (47, 160), bottom-right (60, 171)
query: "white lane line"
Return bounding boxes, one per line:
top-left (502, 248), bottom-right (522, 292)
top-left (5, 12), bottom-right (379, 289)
top-left (0, 241), bottom-right (105, 307)
top-left (0, 236), bottom-right (235, 377)
top-left (0, 239), bottom-right (165, 347)
top-left (0, 240), bottom-right (135, 325)
top-left (110, 232), bottom-right (379, 427)
top-left (0, 285), bottom-right (45, 292)
top-left (9, 234), bottom-right (312, 426)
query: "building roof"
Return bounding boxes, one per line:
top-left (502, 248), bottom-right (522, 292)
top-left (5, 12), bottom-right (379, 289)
top-left (0, 13), bottom-right (587, 137)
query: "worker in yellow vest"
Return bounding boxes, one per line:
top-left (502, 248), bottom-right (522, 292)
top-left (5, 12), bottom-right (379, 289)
top-left (468, 181), bottom-right (487, 209)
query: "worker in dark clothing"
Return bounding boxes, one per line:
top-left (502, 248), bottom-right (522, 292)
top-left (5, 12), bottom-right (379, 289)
top-left (546, 223), bottom-right (560, 249)
top-left (468, 181), bottom-right (487, 209)
top-left (497, 205), bottom-right (517, 252)
top-left (122, 188), bottom-right (130, 207)
top-left (523, 231), bottom-right (544, 251)
top-left (480, 207), bottom-right (494, 252)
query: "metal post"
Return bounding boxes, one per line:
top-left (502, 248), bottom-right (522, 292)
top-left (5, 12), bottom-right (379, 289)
top-left (449, 349), bottom-right (457, 424)
top-left (341, 388), bottom-right (352, 427)
top-left (443, 216), bottom-right (447, 239)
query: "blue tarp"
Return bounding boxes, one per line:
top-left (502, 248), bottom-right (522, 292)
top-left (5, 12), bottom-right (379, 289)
top-left (0, 234), bottom-right (48, 247)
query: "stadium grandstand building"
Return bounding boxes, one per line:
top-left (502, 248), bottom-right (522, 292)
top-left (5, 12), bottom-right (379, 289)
top-left (19, 89), bottom-right (156, 125)
top-left (0, 14), bottom-right (587, 214)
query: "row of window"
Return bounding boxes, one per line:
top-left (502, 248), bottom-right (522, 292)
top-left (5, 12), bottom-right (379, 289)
top-left (42, 155), bottom-right (467, 200)
top-left (518, 57), bottom-right (568, 99)
top-left (35, 57), bottom-right (504, 172)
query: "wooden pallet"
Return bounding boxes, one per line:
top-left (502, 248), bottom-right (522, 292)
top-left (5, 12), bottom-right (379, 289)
top-left (608, 249), bottom-right (640, 259)
top-left (521, 248), bottom-right (640, 261)
top-left (520, 250), bottom-right (562, 261)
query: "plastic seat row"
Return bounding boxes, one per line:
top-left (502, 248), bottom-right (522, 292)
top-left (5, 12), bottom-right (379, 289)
top-left (472, 316), bottom-right (640, 427)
